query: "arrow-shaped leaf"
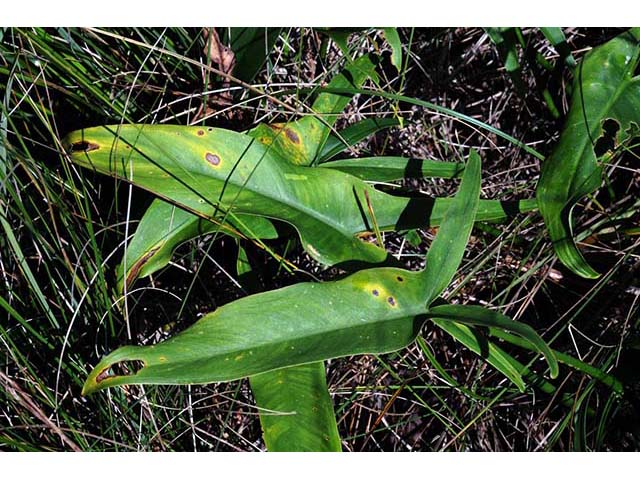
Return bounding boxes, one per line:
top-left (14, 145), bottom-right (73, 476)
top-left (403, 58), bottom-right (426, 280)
top-left (537, 28), bottom-right (640, 278)
top-left (114, 55), bottom-right (381, 290)
top-left (65, 125), bottom-right (537, 273)
top-left (81, 150), bottom-right (554, 397)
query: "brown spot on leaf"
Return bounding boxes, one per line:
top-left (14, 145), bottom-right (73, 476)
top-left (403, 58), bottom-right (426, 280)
top-left (285, 128), bottom-right (300, 144)
top-left (396, 276), bottom-right (404, 282)
top-left (197, 129), bottom-right (205, 136)
top-left (387, 296), bottom-right (396, 307)
top-left (205, 152), bottom-right (221, 166)
top-left (69, 141), bottom-right (100, 153)
top-left (125, 246), bottom-right (160, 290)
top-left (372, 289), bottom-right (379, 296)
top-left (95, 369), bottom-right (111, 383)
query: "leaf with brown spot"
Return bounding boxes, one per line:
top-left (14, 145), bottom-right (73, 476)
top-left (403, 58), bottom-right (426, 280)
top-left (81, 151), bottom-right (556, 397)
top-left (65, 125), bottom-right (537, 275)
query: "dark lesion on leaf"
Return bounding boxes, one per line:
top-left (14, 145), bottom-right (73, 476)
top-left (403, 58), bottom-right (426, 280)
top-left (124, 246), bottom-right (161, 290)
top-left (69, 141), bottom-right (100, 153)
top-left (284, 128), bottom-right (300, 144)
top-left (205, 152), bottom-right (221, 166)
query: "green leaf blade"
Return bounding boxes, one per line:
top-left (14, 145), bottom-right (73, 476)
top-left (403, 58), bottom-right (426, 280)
top-left (382, 28), bottom-right (403, 72)
top-left (537, 29), bottom-right (640, 278)
top-left (64, 124), bottom-right (389, 267)
top-left (117, 199), bottom-right (277, 292)
top-left (420, 149), bottom-right (481, 304)
top-left (432, 320), bottom-right (526, 392)
top-left (320, 156), bottom-right (464, 182)
top-left (318, 117), bottom-right (400, 162)
top-left (429, 304), bottom-right (559, 379)
top-left (81, 267), bottom-right (428, 395)
top-left (250, 362), bottom-right (341, 452)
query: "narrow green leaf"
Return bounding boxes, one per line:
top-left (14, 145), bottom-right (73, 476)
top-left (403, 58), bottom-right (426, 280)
top-left (537, 29), bottom-right (640, 278)
top-left (540, 27), bottom-right (576, 68)
top-left (250, 362), bottom-right (341, 452)
top-left (489, 329), bottom-right (622, 394)
top-left (382, 28), bottom-right (403, 72)
top-left (318, 117), bottom-right (401, 162)
top-left (302, 85), bottom-right (545, 160)
top-left (485, 27), bottom-right (525, 94)
top-left (420, 150), bottom-right (481, 304)
top-left (321, 156), bottom-right (464, 182)
top-left (0, 107), bottom-right (6, 183)
top-left (432, 320), bottom-right (526, 392)
top-left (428, 304), bottom-right (559, 379)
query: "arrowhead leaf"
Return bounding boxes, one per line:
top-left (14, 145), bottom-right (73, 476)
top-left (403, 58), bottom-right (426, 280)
top-left (537, 29), bottom-right (640, 278)
top-left (81, 149), bottom-right (555, 400)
